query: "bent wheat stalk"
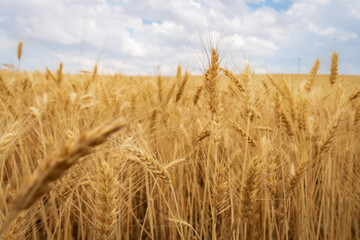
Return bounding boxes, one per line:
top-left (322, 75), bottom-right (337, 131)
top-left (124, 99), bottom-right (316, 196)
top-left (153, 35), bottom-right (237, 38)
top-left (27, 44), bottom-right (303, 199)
top-left (0, 120), bottom-right (126, 237)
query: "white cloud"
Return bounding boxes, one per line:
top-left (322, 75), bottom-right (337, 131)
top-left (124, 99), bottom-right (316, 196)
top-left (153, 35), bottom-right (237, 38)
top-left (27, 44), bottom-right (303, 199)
top-left (0, 32), bottom-right (16, 52)
top-left (0, 0), bottom-right (359, 75)
top-left (246, 37), bottom-right (279, 56)
top-left (189, 0), bottom-right (201, 9)
top-left (345, 0), bottom-right (360, 19)
top-left (245, 0), bottom-right (265, 3)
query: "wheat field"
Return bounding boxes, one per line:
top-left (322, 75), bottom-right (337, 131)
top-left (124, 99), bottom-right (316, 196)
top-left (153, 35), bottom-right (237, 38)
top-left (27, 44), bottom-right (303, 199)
top-left (0, 43), bottom-right (359, 239)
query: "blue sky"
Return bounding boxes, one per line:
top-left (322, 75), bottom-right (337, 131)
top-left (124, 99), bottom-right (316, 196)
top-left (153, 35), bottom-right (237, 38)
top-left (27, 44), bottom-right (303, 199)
top-left (247, 0), bottom-right (293, 11)
top-left (0, 0), bottom-right (359, 75)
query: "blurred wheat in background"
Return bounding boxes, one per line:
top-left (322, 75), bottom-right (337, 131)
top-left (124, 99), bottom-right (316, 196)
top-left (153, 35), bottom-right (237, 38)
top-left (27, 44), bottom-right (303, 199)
top-left (0, 42), bottom-right (359, 239)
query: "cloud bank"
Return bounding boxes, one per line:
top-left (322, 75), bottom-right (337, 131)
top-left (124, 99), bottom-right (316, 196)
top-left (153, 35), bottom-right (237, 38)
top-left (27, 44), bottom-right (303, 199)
top-left (0, 0), bottom-right (359, 75)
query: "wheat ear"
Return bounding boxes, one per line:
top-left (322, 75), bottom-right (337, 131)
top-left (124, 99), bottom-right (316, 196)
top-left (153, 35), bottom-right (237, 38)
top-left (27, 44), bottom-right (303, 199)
top-left (0, 120), bottom-right (126, 237)
top-left (0, 124), bottom-right (18, 152)
top-left (195, 129), bottom-right (211, 143)
top-left (17, 41), bottom-right (23, 62)
top-left (265, 159), bottom-right (277, 203)
top-left (329, 51), bottom-right (338, 85)
top-left (176, 64), bottom-right (182, 87)
top-left (57, 62), bottom-right (63, 85)
top-left (45, 68), bottom-right (57, 81)
top-left (297, 98), bottom-right (308, 132)
top-left (279, 105), bottom-right (295, 137)
top-left (175, 71), bottom-right (189, 102)
top-left (0, 76), bottom-right (14, 98)
top-left (92, 64), bottom-right (98, 82)
top-left (220, 67), bottom-right (244, 93)
top-left (204, 48), bottom-right (220, 117)
top-left (242, 157), bottom-right (260, 220)
top-left (17, 41), bottom-right (23, 71)
top-left (354, 106), bottom-right (360, 127)
top-left (164, 82), bottom-right (176, 106)
top-left (212, 162), bottom-right (229, 213)
top-left (125, 144), bottom-right (171, 184)
top-left (232, 122), bottom-right (256, 147)
top-left (305, 59), bottom-right (320, 92)
top-left (348, 88), bottom-right (360, 102)
top-left (157, 74), bottom-right (163, 103)
top-left (289, 160), bottom-right (308, 192)
top-left (95, 160), bottom-right (118, 240)
top-left (193, 85), bottom-right (203, 105)
top-left (318, 109), bottom-right (343, 155)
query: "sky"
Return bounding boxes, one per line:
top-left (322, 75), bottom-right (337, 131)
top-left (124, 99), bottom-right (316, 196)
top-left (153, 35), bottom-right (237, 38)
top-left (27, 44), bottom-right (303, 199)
top-left (0, 0), bottom-right (359, 75)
